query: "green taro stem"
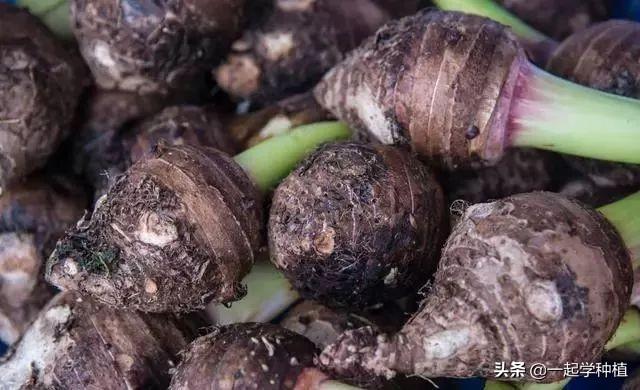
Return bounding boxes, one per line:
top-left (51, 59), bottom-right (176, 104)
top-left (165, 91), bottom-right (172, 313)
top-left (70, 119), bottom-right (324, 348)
top-left (511, 63), bottom-right (640, 164)
top-left (206, 261), bottom-right (299, 325)
top-left (17, 0), bottom-right (73, 40)
top-left (234, 121), bottom-right (351, 192)
top-left (599, 191), bottom-right (640, 268)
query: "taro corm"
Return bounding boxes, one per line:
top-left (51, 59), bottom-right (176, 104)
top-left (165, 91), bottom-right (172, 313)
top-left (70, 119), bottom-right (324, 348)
top-left (0, 4), bottom-right (84, 190)
top-left (320, 191), bottom-right (639, 383)
top-left (71, 0), bottom-right (248, 96)
top-left (169, 323), bottom-right (359, 390)
top-left (0, 175), bottom-right (86, 344)
top-left (215, 0), bottom-right (389, 104)
top-left (46, 122), bottom-right (351, 312)
top-left (0, 291), bottom-right (199, 389)
top-left (314, 10), bottom-right (640, 170)
top-left (269, 142), bottom-right (446, 309)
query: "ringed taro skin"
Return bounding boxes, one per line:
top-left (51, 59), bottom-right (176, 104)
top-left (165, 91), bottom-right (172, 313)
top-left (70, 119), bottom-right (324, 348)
top-left (169, 323), bottom-right (319, 390)
top-left (47, 144), bottom-right (263, 313)
top-left (0, 176), bottom-right (86, 344)
top-left (215, 0), bottom-right (390, 103)
top-left (0, 291), bottom-right (196, 389)
top-left (269, 142), bottom-right (446, 309)
top-left (321, 192), bottom-right (632, 383)
top-left (548, 20), bottom-right (640, 194)
top-left (0, 4), bottom-right (84, 189)
top-left (71, 0), bottom-right (248, 96)
top-left (497, 0), bottom-right (610, 40)
top-left (315, 10), bottom-right (640, 169)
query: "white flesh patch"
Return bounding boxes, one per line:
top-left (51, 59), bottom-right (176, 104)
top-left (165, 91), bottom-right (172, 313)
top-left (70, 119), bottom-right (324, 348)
top-left (259, 115), bottom-right (294, 139)
top-left (352, 86), bottom-right (395, 144)
top-left (261, 32), bottom-right (295, 61)
top-left (524, 281), bottom-right (563, 322)
top-left (0, 233), bottom-right (39, 305)
top-left (135, 212), bottom-right (178, 248)
top-left (0, 304), bottom-right (72, 388)
top-left (421, 326), bottom-right (476, 359)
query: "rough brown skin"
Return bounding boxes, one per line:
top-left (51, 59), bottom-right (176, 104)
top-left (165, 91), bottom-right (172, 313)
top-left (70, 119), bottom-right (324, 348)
top-left (169, 323), bottom-right (319, 390)
top-left (46, 144), bottom-right (263, 313)
top-left (71, 0), bottom-right (248, 96)
top-left (72, 90), bottom-right (166, 199)
top-left (558, 176), bottom-right (639, 208)
top-left (0, 291), bottom-right (197, 389)
top-left (445, 148), bottom-right (561, 204)
top-left (314, 10), bottom-right (527, 170)
top-left (269, 142), bottom-right (446, 309)
top-left (126, 105), bottom-right (237, 164)
top-left (215, 0), bottom-right (390, 104)
top-left (0, 176), bottom-right (86, 345)
top-left (547, 20), bottom-right (640, 193)
top-left (0, 4), bottom-right (85, 189)
top-left (497, 0), bottom-right (610, 40)
top-left (229, 92), bottom-right (331, 149)
top-left (321, 192), bottom-right (632, 383)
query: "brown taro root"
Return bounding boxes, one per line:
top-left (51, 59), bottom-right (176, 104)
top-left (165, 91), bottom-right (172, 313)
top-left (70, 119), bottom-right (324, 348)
top-left (497, 0), bottom-right (610, 40)
top-left (71, 0), bottom-right (248, 96)
top-left (0, 4), bottom-right (84, 189)
top-left (46, 122), bottom-right (351, 312)
top-left (269, 142), bottom-right (446, 309)
top-left (0, 291), bottom-right (196, 389)
top-left (215, 0), bottom-right (389, 103)
top-left (320, 192), bottom-right (632, 383)
top-left (169, 322), bottom-right (352, 390)
top-left (126, 105), bottom-right (237, 163)
top-left (0, 175), bottom-right (86, 345)
top-left (72, 90), bottom-right (166, 197)
top-left (548, 20), bottom-right (640, 194)
top-left (559, 175), bottom-right (639, 208)
top-left (445, 148), bottom-right (561, 204)
top-left (47, 144), bottom-right (263, 312)
top-left (315, 10), bottom-right (640, 170)
top-left (229, 92), bottom-right (331, 149)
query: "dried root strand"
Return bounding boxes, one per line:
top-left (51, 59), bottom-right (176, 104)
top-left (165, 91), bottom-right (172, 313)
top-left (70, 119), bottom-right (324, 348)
top-left (314, 10), bottom-right (526, 169)
top-left (71, 0), bottom-right (248, 96)
top-left (47, 144), bottom-right (263, 313)
top-left (269, 142), bottom-right (446, 309)
top-left (169, 323), bottom-right (318, 390)
top-left (0, 4), bottom-right (85, 188)
top-left (497, 0), bottom-right (610, 40)
top-left (321, 192), bottom-right (632, 383)
top-left (0, 176), bottom-right (86, 344)
top-left (215, 0), bottom-right (390, 103)
top-left (0, 291), bottom-right (197, 389)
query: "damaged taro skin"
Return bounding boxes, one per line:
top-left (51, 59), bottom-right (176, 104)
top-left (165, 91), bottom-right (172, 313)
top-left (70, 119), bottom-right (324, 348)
top-left (0, 176), bottom-right (86, 344)
top-left (269, 142), bottom-right (446, 309)
top-left (315, 10), bottom-right (640, 170)
top-left (0, 291), bottom-right (197, 389)
top-left (215, 0), bottom-right (389, 103)
top-left (169, 323), bottom-right (324, 390)
top-left (71, 0), bottom-right (248, 96)
top-left (321, 192), bottom-right (633, 383)
top-left (0, 4), bottom-right (84, 189)
top-left (46, 122), bottom-right (351, 312)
